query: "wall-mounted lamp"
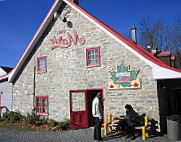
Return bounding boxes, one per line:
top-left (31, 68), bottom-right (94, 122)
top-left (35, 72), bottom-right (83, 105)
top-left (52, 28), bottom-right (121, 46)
top-left (54, 12), bottom-right (67, 23)
top-left (54, 12), bottom-right (59, 19)
top-left (62, 17), bottom-right (67, 22)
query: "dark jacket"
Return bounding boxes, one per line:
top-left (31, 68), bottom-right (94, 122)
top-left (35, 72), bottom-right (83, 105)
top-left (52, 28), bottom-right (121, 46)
top-left (126, 110), bottom-right (139, 127)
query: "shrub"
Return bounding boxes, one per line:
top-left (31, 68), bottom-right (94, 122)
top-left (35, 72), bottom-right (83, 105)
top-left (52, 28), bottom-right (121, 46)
top-left (57, 119), bottom-right (70, 131)
top-left (49, 119), bottom-right (58, 127)
top-left (22, 111), bottom-right (41, 125)
top-left (1, 111), bottom-right (22, 123)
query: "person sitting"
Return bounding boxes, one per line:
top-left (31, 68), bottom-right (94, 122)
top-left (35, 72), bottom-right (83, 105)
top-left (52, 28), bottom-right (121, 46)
top-left (116, 106), bottom-right (158, 137)
top-left (116, 104), bottom-right (139, 140)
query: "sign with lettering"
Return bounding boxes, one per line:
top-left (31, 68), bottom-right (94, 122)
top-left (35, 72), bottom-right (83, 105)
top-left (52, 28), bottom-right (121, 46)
top-left (50, 30), bottom-right (85, 50)
top-left (108, 63), bottom-right (141, 89)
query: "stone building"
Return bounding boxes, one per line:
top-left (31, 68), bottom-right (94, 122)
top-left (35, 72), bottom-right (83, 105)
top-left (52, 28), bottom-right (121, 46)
top-left (2, 0), bottom-right (181, 132)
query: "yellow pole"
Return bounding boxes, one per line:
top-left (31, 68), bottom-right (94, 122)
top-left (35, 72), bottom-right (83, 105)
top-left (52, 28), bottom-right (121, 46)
top-left (104, 123), bottom-right (108, 136)
top-left (142, 126), bottom-right (146, 140)
top-left (142, 115), bottom-right (148, 140)
top-left (145, 115), bottom-right (149, 137)
top-left (108, 113), bottom-right (112, 132)
top-left (104, 113), bottom-right (112, 136)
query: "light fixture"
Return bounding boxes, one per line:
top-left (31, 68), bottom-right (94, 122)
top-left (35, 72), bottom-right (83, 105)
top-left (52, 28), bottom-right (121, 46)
top-left (54, 12), bottom-right (59, 19)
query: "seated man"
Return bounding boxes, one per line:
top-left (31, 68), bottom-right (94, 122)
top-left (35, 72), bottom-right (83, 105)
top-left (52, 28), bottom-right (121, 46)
top-left (116, 104), bottom-right (139, 140)
top-left (116, 106), bottom-right (158, 139)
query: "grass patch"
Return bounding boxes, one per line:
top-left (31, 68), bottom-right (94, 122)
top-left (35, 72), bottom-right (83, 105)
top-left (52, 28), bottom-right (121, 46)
top-left (0, 111), bottom-right (70, 131)
top-left (0, 124), bottom-right (16, 129)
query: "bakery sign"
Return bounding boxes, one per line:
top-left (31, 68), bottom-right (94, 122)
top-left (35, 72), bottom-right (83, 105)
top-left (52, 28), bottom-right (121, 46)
top-left (50, 30), bottom-right (85, 50)
top-left (108, 63), bottom-right (141, 89)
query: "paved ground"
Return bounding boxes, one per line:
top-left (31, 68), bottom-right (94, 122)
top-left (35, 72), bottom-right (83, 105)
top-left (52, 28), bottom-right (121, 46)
top-left (0, 127), bottom-right (179, 142)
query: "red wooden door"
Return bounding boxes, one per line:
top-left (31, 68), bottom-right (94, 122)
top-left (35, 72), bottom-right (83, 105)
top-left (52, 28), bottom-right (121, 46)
top-left (69, 90), bottom-right (88, 129)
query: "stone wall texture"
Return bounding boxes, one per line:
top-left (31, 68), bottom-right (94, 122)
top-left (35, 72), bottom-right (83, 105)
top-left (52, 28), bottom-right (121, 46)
top-left (13, 4), bottom-right (160, 126)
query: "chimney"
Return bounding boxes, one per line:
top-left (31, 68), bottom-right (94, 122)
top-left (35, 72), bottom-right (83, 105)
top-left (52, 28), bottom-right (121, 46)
top-left (151, 47), bottom-right (157, 53)
top-left (71, 0), bottom-right (79, 5)
top-left (131, 25), bottom-right (137, 44)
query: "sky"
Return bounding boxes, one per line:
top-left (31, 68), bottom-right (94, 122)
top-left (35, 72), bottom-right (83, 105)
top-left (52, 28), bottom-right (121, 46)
top-left (0, 0), bottom-right (180, 68)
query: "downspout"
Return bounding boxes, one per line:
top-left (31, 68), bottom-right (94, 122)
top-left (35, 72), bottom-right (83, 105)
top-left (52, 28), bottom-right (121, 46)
top-left (33, 60), bottom-right (36, 116)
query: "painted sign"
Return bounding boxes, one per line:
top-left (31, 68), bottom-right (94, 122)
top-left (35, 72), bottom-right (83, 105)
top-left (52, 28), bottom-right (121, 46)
top-left (108, 63), bottom-right (141, 89)
top-left (50, 30), bottom-right (85, 50)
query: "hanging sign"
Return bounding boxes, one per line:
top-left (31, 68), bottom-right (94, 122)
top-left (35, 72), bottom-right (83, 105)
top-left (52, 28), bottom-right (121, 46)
top-left (50, 30), bottom-right (85, 50)
top-left (108, 62), bottom-right (141, 89)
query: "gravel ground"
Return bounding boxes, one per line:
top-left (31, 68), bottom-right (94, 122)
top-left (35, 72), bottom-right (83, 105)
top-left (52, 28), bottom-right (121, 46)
top-left (0, 127), bottom-right (179, 142)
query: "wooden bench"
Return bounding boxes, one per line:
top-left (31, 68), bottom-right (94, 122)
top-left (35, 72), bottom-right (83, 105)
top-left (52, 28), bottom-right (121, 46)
top-left (104, 113), bottom-right (158, 140)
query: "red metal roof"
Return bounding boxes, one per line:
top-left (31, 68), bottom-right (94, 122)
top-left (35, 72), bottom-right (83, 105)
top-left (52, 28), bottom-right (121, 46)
top-left (157, 51), bottom-right (171, 56)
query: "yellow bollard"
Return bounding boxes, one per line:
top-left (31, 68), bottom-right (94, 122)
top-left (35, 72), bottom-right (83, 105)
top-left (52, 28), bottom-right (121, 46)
top-left (142, 115), bottom-right (149, 140)
top-left (104, 113), bottom-right (112, 136)
top-left (104, 123), bottom-right (108, 136)
top-left (108, 113), bottom-right (112, 132)
top-left (142, 126), bottom-right (146, 140)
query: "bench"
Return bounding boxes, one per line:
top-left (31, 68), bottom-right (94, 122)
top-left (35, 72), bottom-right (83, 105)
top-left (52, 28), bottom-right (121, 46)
top-left (104, 113), bottom-right (158, 140)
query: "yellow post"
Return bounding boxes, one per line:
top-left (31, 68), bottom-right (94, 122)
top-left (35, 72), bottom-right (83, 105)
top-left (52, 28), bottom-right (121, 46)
top-left (104, 113), bottom-right (112, 136)
top-left (142, 115), bottom-right (149, 140)
top-left (108, 113), bottom-right (112, 132)
top-left (104, 123), bottom-right (108, 136)
top-left (145, 115), bottom-right (149, 137)
top-left (142, 126), bottom-right (146, 140)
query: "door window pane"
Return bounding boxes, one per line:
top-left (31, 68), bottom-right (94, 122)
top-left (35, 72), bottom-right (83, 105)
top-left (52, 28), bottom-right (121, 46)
top-left (72, 92), bottom-right (85, 111)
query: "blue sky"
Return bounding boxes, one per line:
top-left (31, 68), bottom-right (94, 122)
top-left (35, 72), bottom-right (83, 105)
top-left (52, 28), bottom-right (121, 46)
top-left (0, 0), bottom-right (180, 68)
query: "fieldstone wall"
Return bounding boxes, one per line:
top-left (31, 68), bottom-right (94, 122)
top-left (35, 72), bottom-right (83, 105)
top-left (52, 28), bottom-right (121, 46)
top-left (13, 3), bottom-right (160, 126)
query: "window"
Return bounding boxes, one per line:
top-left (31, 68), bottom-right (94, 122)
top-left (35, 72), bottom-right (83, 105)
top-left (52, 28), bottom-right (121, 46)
top-left (35, 96), bottom-right (48, 114)
top-left (37, 56), bottom-right (47, 72)
top-left (86, 47), bottom-right (100, 66)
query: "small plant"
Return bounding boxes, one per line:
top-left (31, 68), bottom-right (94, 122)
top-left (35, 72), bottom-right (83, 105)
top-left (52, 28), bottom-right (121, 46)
top-left (1, 111), bottom-right (22, 123)
top-left (22, 111), bottom-right (41, 125)
top-left (57, 119), bottom-right (70, 131)
top-left (49, 119), bottom-right (58, 127)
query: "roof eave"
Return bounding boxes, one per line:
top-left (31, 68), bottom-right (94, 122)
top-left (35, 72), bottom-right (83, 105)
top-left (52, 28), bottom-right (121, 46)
top-left (0, 74), bottom-right (8, 81)
top-left (153, 65), bottom-right (181, 80)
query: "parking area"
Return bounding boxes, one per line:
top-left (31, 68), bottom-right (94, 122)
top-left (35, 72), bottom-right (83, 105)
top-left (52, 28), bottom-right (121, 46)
top-left (0, 127), bottom-right (177, 142)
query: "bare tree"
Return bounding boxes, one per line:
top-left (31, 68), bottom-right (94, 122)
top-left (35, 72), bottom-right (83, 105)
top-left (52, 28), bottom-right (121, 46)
top-left (138, 15), bottom-right (170, 52)
top-left (138, 16), bottom-right (181, 68)
top-left (169, 18), bottom-right (181, 68)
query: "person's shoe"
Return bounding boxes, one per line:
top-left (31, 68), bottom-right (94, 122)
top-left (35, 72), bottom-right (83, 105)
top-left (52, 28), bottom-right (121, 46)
top-left (114, 131), bottom-right (120, 135)
top-left (97, 138), bottom-right (102, 141)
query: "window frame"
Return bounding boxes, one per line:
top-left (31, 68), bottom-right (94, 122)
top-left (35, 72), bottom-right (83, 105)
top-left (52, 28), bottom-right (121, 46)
top-left (37, 56), bottom-right (47, 73)
top-left (86, 47), bottom-right (100, 66)
top-left (35, 96), bottom-right (48, 115)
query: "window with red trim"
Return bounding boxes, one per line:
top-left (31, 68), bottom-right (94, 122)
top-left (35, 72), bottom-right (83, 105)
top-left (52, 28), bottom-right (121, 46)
top-left (37, 56), bottom-right (47, 72)
top-left (35, 96), bottom-right (48, 114)
top-left (86, 47), bottom-right (100, 66)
